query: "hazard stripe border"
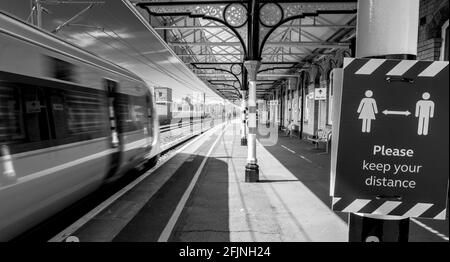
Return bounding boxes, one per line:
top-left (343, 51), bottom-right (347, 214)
top-left (332, 197), bottom-right (447, 220)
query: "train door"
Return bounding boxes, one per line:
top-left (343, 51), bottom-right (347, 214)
top-left (145, 90), bottom-right (154, 151)
top-left (22, 86), bottom-right (52, 143)
top-left (104, 79), bottom-right (122, 179)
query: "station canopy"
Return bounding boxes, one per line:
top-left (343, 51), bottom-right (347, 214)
top-left (132, 0), bottom-right (357, 101)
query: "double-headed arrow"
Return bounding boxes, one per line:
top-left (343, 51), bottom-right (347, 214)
top-left (382, 110), bottom-right (411, 116)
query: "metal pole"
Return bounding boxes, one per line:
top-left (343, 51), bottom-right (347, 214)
top-left (36, 0), bottom-right (42, 28)
top-left (299, 73), bottom-right (304, 139)
top-left (244, 61), bottom-right (261, 182)
top-left (241, 91), bottom-right (247, 146)
top-left (349, 0), bottom-right (420, 242)
top-left (52, 3), bottom-right (94, 33)
top-left (30, 0), bottom-right (42, 28)
top-left (201, 92), bottom-right (205, 133)
top-left (279, 88), bottom-right (283, 131)
top-left (243, 0), bottom-right (261, 182)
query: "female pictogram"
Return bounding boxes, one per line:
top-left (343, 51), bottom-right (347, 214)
top-left (357, 90), bottom-right (378, 133)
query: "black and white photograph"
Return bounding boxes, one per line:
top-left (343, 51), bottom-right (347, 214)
top-left (0, 0), bottom-right (448, 254)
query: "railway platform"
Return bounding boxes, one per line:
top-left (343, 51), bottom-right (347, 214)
top-left (50, 120), bottom-right (448, 242)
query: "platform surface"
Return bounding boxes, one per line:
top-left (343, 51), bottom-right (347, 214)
top-left (63, 121), bottom-right (449, 242)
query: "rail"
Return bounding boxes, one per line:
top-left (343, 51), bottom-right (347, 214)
top-left (159, 118), bottom-right (204, 133)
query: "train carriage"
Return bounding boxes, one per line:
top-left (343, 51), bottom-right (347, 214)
top-left (0, 11), bottom-right (159, 241)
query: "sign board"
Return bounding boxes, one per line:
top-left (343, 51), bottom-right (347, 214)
top-left (314, 88), bottom-right (327, 100)
top-left (154, 87), bottom-right (172, 103)
top-left (330, 58), bottom-right (449, 219)
top-left (288, 77), bottom-right (298, 90)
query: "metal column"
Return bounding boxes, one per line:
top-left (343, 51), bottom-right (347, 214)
top-left (244, 61), bottom-right (261, 182)
top-left (243, 0), bottom-right (261, 182)
top-left (241, 91), bottom-right (248, 146)
top-left (349, 0), bottom-right (420, 242)
top-left (30, 0), bottom-right (43, 28)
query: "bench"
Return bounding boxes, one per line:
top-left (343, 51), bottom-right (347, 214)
top-left (307, 130), bottom-right (332, 153)
top-left (282, 124), bottom-right (299, 138)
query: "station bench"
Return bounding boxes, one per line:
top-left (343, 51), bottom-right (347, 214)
top-left (307, 130), bottom-right (332, 153)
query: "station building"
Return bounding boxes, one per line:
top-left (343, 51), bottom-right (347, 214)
top-left (265, 0), bottom-right (449, 140)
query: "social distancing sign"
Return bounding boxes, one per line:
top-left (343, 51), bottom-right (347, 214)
top-left (330, 58), bottom-right (449, 219)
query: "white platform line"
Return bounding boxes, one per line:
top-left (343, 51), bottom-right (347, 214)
top-left (299, 155), bottom-right (313, 163)
top-left (49, 124), bottom-right (225, 242)
top-left (281, 145), bottom-right (295, 154)
top-left (411, 218), bottom-right (449, 241)
top-left (157, 126), bottom-right (227, 242)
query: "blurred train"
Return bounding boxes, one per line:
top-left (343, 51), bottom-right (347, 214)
top-left (0, 11), bottom-right (233, 241)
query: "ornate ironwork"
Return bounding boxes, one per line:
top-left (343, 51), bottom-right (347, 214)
top-left (137, 1), bottom-right (248, 57)
top-left (258, 2), bottom-right (357, 56)
top-left (224, 3), bottom-right (248, 28)
top-left (259, 3), bottom-right (283, 27)
top-left (137, 1), bottom-right (356, 60)
top-left (193, 63), bottom-right (243, 95)
top-left (230, 63), bottom-right (243, 75)
top-left (136, 0), bottom-right (357, 97)
top-left (244, 60), bottom-right (261, 81)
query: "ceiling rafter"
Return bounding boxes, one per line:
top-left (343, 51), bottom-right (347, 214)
top-left (142, 1), bottom-right (356, 99)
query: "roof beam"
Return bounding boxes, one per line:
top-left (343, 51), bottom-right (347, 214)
top-left (177, 52), bottom-right (320, 57)
top-left (169, 41), bottom-right (350, 48)
top-left (191, 62), bottom-right (296, 65)
top-left (154, 24), bottom-right (355, 30)
top-left (197, 73), bottom-right (298, 78)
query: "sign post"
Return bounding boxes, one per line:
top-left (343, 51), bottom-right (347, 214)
top-left (330, 58), bottom-right (449, 241)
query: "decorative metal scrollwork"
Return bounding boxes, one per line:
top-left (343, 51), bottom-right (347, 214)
top-left (259, 3), bottom-right (283, 27)
top-left (195, 4), bottom-right (224, 19)
top-left (224, 3), bottom-right (248, 28)
top-left (231, 63), bottom-right (243, 75)
top-left (282, 3), bottom-right (357, 20)
top-left (138, 1), bottom-right (357, 61)
top-left (146, 4), bottom-right (226, 19)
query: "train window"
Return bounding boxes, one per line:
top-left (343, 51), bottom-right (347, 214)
top-left (0, 80), bottom-right (53, 153)
top-left (0, 84), bottom-right (25, 144)
top-left (47, 56), bottom-right (76, 82)
top-left (48, 89), bottom-right (66, 140)
top-left (1, 71), bottom-right (109, 154)
top-left (22, 86), bottom-right (51, 143)
top-left (64, 89), bottom-right (108, 138)
top-left (117, 94), bottom-right (146, 133)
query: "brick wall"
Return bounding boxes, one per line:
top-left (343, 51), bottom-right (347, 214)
top-left (418, 38), bottom-right (443, 60)
top-left (418, 0), bottom-right (449, 60)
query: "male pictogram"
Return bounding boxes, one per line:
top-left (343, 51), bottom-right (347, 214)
top-left (415, 92), bottom-right (435, 136)
top-left (357, 90), bottom-right (378, 133)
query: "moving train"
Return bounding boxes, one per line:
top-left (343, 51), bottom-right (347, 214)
top-left (0, 11), bottom-right (220, 241)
